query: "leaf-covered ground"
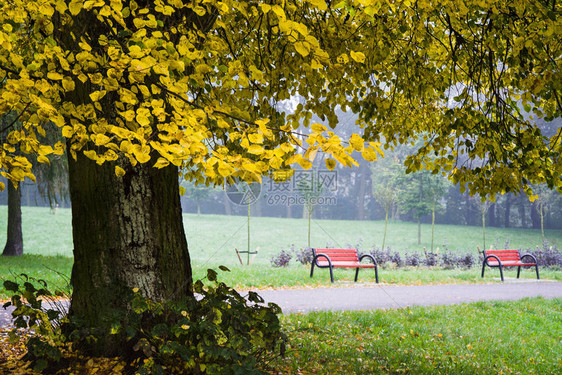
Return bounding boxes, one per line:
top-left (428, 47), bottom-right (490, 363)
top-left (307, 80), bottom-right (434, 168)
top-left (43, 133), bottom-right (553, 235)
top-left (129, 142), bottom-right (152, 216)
top-left (0, 330), bottom-right (126, 374)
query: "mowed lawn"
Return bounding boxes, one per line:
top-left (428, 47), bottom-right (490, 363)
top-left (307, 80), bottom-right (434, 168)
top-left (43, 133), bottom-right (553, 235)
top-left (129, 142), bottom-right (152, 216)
top-left (275, 298), bottom-right (562, 374)
top-left (2, 206), bottom-right (562, 267)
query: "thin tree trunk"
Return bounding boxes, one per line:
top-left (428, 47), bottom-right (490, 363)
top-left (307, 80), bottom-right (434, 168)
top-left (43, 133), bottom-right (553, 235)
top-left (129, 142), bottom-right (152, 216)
top-left (247, 203), bottom-right (251, 261)
top-left (2, 181), bottom-right (23, 256)
top-left (67, 152), bottom-right (191, 355)
top-left (382, 209), bottom-right (388, 251)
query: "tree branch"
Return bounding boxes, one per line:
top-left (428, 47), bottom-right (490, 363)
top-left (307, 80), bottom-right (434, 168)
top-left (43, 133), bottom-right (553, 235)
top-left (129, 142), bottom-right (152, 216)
top-left (0, 103), bottom-right (31, 135)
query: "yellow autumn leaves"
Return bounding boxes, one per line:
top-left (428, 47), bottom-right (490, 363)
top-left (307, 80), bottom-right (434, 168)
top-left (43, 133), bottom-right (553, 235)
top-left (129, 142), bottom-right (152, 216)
top-left (3, 0), bottom-right (556, 199)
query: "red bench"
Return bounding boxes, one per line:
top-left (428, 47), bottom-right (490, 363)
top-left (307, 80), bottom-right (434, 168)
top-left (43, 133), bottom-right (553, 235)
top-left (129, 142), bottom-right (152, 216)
top-left (310, 248), bottom-right (379, 283)
top-left (481, 249), bottom-right (539, 282)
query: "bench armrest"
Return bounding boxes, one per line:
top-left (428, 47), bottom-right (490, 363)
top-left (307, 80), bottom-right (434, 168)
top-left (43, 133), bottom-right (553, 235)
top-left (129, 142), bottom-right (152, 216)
top-left (359, 254), bottom-right (378, 266)
top-left (313, 253), bottom-right (333, 267)
top-left (483, 254), bottom-right (502, 266)
top-left (520, 253), bottom-right (538, 264)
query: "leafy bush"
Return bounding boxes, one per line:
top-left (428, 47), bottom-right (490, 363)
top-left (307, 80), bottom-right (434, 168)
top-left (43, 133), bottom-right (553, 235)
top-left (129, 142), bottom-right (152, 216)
top-left (369, 248), bottom-right (389, 265)
top-left (294, 247), bottom-right (314, 265)
top-left (3, 268), bottom-right (286, 374)
top-left (423, 248), bottom-right (439, 267)
top-left (270, 249), bottom-right (292, 267)
top-left (456, 253), bottom-right (476, 269)
top-left (528, 242), bottom-right (562, 268)
top-left (405, 252), bottom-right (422, 267)
top-left (440, 251), bottom-right (458, 269)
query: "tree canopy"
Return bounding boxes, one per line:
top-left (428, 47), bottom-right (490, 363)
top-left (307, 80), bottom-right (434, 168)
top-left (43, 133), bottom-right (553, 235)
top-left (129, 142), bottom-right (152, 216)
top-left (0, 0), bottom-right (560, 198)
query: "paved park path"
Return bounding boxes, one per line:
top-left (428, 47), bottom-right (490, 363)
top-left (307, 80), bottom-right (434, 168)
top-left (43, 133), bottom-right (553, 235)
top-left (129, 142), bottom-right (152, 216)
top-left (257, 280), bottom-right (562, 313)
top-left (1, 280), bottom-right (561, 327)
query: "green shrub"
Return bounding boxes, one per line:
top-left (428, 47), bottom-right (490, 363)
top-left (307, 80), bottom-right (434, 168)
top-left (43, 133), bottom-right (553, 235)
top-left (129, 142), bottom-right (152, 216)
top-left (2, 275), bottom-right (69, 372)
top-left (2, 268), bottom-right (286, 374)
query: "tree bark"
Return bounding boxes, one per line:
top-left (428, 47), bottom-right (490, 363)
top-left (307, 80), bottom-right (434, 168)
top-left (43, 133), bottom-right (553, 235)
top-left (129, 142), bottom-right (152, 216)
top-left (2, 180), bottom-right (23, 256)
top-left (67, 152), bottom-right (191, 355)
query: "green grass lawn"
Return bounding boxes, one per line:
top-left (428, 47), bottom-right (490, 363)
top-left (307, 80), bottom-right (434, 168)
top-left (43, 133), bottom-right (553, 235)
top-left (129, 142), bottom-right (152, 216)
top-left (275, 298), bottom-right (562, 374)
top-left (1, 206), bottom-right (561, 268)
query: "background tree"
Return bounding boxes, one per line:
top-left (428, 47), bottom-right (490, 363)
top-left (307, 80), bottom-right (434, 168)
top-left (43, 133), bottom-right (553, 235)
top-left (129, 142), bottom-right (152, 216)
top-left (1, 112), bottom-right (23, 256)
top-left (474, 197), bottom-right (493, 250)
top-left (181, 180), bottom-right (215, 216)
top-left (34, 123), bottom-right (69, 211)
top-left (398, 168), bottom-right (447, 247)
top-left (297, 173), bottom-right (324, 248)
top-left (371, 156), bottom-right (401, 250)
top-left (533, 184), bottom-right (556, 242)
top-left (2, 116), bottom-right (68, 256)
top-left (2, 179), bottom-right (22, 256)
top-left (428, 175), bottom-right (448, 252)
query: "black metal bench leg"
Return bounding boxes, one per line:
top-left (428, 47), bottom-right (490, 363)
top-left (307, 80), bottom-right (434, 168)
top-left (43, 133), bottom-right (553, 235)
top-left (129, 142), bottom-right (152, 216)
top-left (310, 263), bottom-right (315, 278)
top-left (329, 266), bottom-right (334, 283)
top-left (535, 265), bottom-right (540, 280)
top-left (499, 265), bottom-right (504, 282)
top-left (354, 268), bottom-right (359, 282)
top-left (375, 266), bottom-right (379, 283)
top-left (481, 262), bottom-right (486, 278)
top-left (517, 266), bottom-right (521, 278)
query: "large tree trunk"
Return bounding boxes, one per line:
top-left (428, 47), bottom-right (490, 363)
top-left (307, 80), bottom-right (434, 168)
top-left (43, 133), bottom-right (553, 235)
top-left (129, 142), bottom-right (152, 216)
top-left (2, 180), bottom-right (23, 256)
top-left (67, 152), bottom-right (191, 355)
